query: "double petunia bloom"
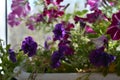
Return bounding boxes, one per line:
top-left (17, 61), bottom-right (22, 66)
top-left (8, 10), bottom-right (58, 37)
top-left (21, 36), bottom-right (38, 57)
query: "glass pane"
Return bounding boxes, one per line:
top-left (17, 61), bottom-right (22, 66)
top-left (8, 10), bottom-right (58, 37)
top-left (0, 0), bottom-right (6, 44)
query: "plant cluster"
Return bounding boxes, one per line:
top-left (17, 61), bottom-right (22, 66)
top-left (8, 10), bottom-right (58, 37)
top-left (1, 0), bottom-right (120, 79)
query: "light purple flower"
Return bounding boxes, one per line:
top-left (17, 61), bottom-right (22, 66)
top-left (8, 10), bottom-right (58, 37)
top-left (107, 11), bottom-right (120, 40)
top-left (11, 0), bottom-right (31, 17)
top-left (91, 35), bottom-right (108, 49)
top-left (8, 12), bottom-right (20, 27)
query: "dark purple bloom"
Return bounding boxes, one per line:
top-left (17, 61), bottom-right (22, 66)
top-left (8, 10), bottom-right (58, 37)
top-left (86, 9), bottom-right (103, 23)
top-left (53, 23), bottom-right (66, 40)
top-left (8, 12), bottom-right (20, 27)
top-left (51, 51), bottom-right (64, 68)
top-left (58, 40), bottom-right (74, 55)
top-left (11, 0), bottom-right (31, 17)
top-left (59, 45), bottom-right (74, 55)
top-left (107, 11), bottom-right (120, 40)
top-left (8, 49), bottom-right (17, 62)
top-left (21, 36), bottom-right (38, 57)
top-left (89, 47), bottom-right (116, 67)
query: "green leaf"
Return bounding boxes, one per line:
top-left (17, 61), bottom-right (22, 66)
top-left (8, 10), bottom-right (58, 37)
top-left (74, 10), bottom-right (88, 16)
top-left (64, 13), bottom-right (72, 21)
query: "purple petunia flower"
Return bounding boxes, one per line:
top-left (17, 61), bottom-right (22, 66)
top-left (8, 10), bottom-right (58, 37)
top-left (51, 50), bottom-right (64, 68)
top-left (8, 49), bottom-right (17, 62)
top-left (86, 9), bottom-right (103, 23)
top-left (89, 47), bottom-right (116, 67)
top-left (21, 36), bottom-right (38, 57)
top-left (11, 0), bottom-right (31, 17)
top-left (107, 11), bottom-right (120, 40)
top-left (53, 23), bottom-right (66, 40)
top-left (58, 40), bottom-right (74, 55)
top-left (8, 12), bottom-right (20, 27)
top-left (8, 0), bottom-right (31, 27)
